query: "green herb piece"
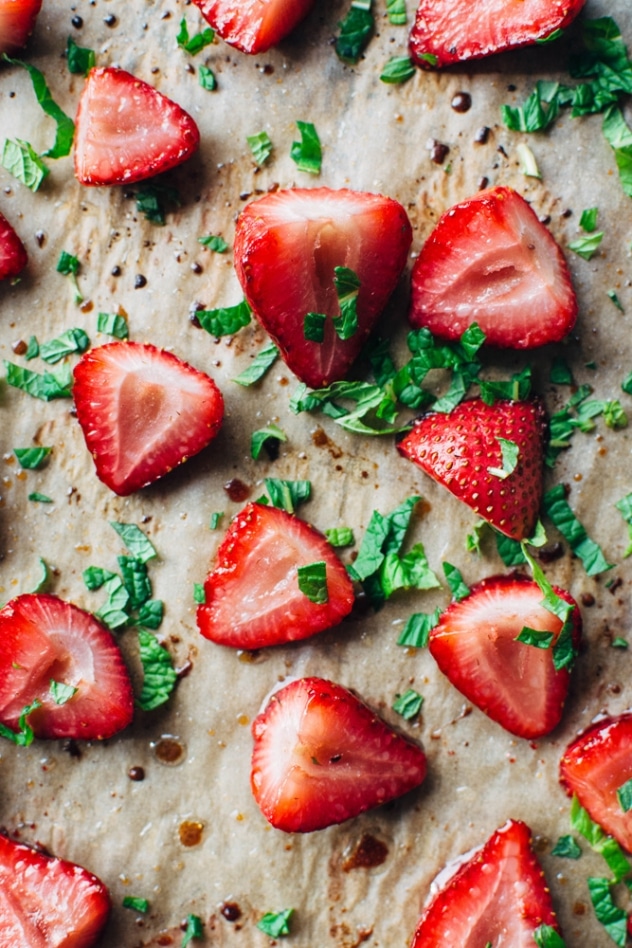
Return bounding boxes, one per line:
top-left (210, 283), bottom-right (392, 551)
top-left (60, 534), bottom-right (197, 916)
top-left (495, 531), bottom-right (527, 566)
top-left (612, 637), bottom-right (628, 648)
top-left (615, 492), bottom-right (632, 556)
top-left (264, 478), bottom-right (311, 514)
top-left (0, 699), bottom-right (41, 746)
top-left (443, 562), bottom-right (470, 601)
top-left (397, 609), bottom-right (441, 648)
top-left (198, 234), bottom-right (228, 253)
top-left (136, 630), bottom-right (177, 711)
top-left (568, 231), bottom-right (604, 260)
top-left (602, 105), bottom-right (632, 198)
top-left (478, 366), bottom-right (532, 405)
top-left (50, 680), bottom-right (77, 705)
top-left (137, 600), bottom-right (164, 630)
top-left (96, 574), bottom-right (131, 630)
top-left (110, 522), bottom-right (158, 563)
top-left (325, 527), bottom-right (354, 548)
top-left (608, 289), bottom-right (624, 311)
top-left (13, 446), bottom-right (51, 469)
top-left (4, 361), bottom-right (73, 400)
top-left (603, 400), bottom-right (627, 428)
top-left (197, 299), bottom-right (252, 336)
top-left (290, 121), bottom-right (322, 175)
top-left (550, 357), bottom-right (573, 385)
top-left (32, 556), bottom-right (50, 594)
top-left (97, 312), bottom-right (129, 339)
top-left (551, 835), bottom-right (582, 859)
top-left (297, 561), bottom-right (328, 604)
top-left (29, 492), bottom-right (53, 503)
top-left (56, 251), bottom-right (83, 304)
top-left (533, 926), bottom-right (567, 948)
top-left (332, 267), bottom-right (360, 340)
top-left (118, 556), bottom-right (152, 610)
top-left (335, 0), bottom-right (374, 64)
top-left (247, 130), bottom-right (273, 166)
top-left (66, 36), bottom-right (95, 75)
top-left (544, 484), bottom-right (613, 576)
top-left (466, 520), bottom-right (487, 555)
top-left (304, 311), bottom-right (326, 342)
top-left (515, 628), bottom-right (555, 649)
top-left (502, 80), bottom-right (561, 133)
top-left (257, 909), bottom-right (294, 938)
top-left (4, 55), bottom-right (75, 159)
top-left (571, 795), bottom-right (631, 883)
top-left (233, 343), bottom-right (279, 386)
top-left (209, 512), bottom-right (223, 530)
top-left (136, 182), bottom-right (181, 225)
top-left (198, 65), bottom-right (217, 90)
top-left (251, 423), bottom-right (287, 460)
top-left (193, 583), bottom-right (206, 604)
top-left (520, 545), bottom-right (577, 672)
top-left (380, 56), bottom-right (415, 84)
top-left (40, 327), bottom-right (90, 363)
top-left (83, 566), bottom-right (116, 591)
top-left (386, 0), bottom-right (406, 25)
top-left (617, 778), bottom-right (632, 812)
top-left (488, 438), bottom-right (519, 480)
top-left (1, 138), bottom-right (49, 191)
top-left (181, 914), bottom-right (204, 947)
top-left (580, 207), bottom-right (599, 232)
top-left (176, 18), bottom-right (215, 54)
top-left (122, 896), bottom-right (149, 913)
top-left (516, 142), bottom-right (541, 178)
top-left (25, 335), bottom-right (39, 360)
top-left (392, 688), bottom-right (423, 720)
top-left (587, 877), bottom-right (627, 947)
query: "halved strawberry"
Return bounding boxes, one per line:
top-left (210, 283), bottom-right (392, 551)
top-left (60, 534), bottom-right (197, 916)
top-left (0, 209), bottom-right (27, 280)
top-left (397, 397), bottom-right (546, 540)
top-left (251, 676), bottom-right (427, 833)
top-left (409, 187), bottom-right (578, 348)
top-left (197, 502), bottom-right (355, 649)
top-left (410, 0), bottom-right (586, 68)
top-left (0, 0), bottom-right (42, 54)
top-left (429, 575), bottom-right (581, 739)
top-left (0, 832), bottom-right (110, 947)
top-left (73, 341), bottom-right (224, 495)
top-left (560, 713), bottom-right (632, 852)
top-left (234, 187), bottom-right (412, 388)
top-left (192, 0), bottom-right (315, 54)
top-left (410, 819), bottom-right (561, 946)
top-left (0, 594), bottom-right (134, 740)
top-left (73, 67), bottom-right (200, 186)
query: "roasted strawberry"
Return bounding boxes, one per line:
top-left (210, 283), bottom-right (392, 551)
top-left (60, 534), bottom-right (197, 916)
top-left (409, 187), bottom-right (577, 348)
top-left (410, 0), bottom-right (587, 68)
top-left (0, 0), bottom-right (42, 54)
top-left (0, 594), bottom-right (134, 741)
top-left (234, 187), bottom-right (412, 388)
top-left (0, 209), bottom-right (27, 280)
top-left (0, 832), bottom-right (110, 947)
top-left (430, 575), bottom-right (581, 739)
top-left (192, 0), bottom-right (315, 53)
top-left (251, 676), bottom-right (427, 833)
top-left (197, 502), bottom-right (355, 649)
top-left (560, 712), bottom-right (632, 852)
top-left (73, 67), bottom-right (200, 186)
top-left (73, 341), bottom-right (224, 495)
top-left (397, 397), bottom-right (546, 540)
top-left (410, 819), bottom-right (562, 946)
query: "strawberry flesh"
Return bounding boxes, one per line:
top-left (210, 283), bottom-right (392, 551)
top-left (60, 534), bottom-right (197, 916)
top-left (409, 187), bottom-right (577, 348)
top-left (0, 209), bottom-right (27, 280)
top-left (192, 0), bottom-right (315, 53)
top-left (197, 502), bottom-right (355, 649)
top-left (430, 575), bottom-right (581, 739)
top-left (251, 676), bottom-right (427, 832)
top-left (0, 0), bottom-right (42, 54)
top-left (234, 187), bottom-right (412, 388)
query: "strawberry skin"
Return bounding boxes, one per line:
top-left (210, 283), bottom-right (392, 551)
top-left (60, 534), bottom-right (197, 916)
top-left (409, 187), bottom-right (577, 349)
top-left (197, 502), bottom-right (355, 649)
top-left (430, 575), bottom-right (581, 739)
top-left (0, 594), bottom-right (134, 741)
top-left (410, 819), bottom-right (561, 946)
top-left (73, 341), bottom-right (224, 495)
top-left (251, 676), bottom-right (427, 833)
top-left (0, 833), bottom-right (110, 947)
top-left (0, 0), bottom-right (42, 54)
top-left (397, 397), bottom-right (546, 540)
top-left (0, 209), bottom-right (27, 280)
top-left (560, 713), bottom-right (632, 852)
top-left (234, 187), bottom-right (412, 388)
top-left (74, 67), bottom-right (200, 186)
top-left (410, 0), bottom-right (587, 68)
top-left (192, 0), bottom-right (315, 53)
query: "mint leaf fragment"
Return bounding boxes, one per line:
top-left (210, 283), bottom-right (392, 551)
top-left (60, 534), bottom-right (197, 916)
top-left (197, 299), bottom-right (251, 336)
top-left (14, 447), bottom-right (51, 469)
top-left (251, 423), bottom-right (287, 460)
top-left (257, 909), bottom-right (293, 938)
top-left (515, 628), bottom-right (555, 649)
top-left (386, 0), bottom-right (406, 25)
top-left (29, 492), bottom-right (53, 503)
top-left (136, 630), bottom-right (177, 711)
top-left (198, 65), bottom-right (217, 90)
top-left (443, 562), bottom-right (470, 601)
top-left (543, 484), bottom-right (613, 576)
top-left (290, 121), bottom-right (321, 174)
top-left (616, 778), bottom-right (632, 812)
top-left (247, 130), bottom-right (273, 166)
top-left (4, 55), bottom-right (75, 158)
top-left (335, 0), bottom-right (374, 64)
top-left (332, 267), bottom-right (360, 340)
top-left (568, 231), bottom-right (604, 260)
top-left (551, 835), bottom-right (582, 859)
top-left (181, 914), bottom-right (204, 946)
top-left (264, 479), bottom-right (311, 514)
top-left (193, 583), bottom-right (206, 604)
top-left (397, 609), bottom-right (440, 648)
top-left (579, 207), bottom-right (599, 232)
top-left (56, 251), bottom-right (83, 304)
top-left (0, 699), bottom-right (41, 746)
top-left (380, 56), bottom-right (415, 84)
top-left (325, 527), bottom-right (354, 548)
top-left (392, 688), bottom-right (423, 720)
top-left (110, 522), bottom-right (158, 563)
top-left (135, 182), bottom-right (180, 225)
top-left (587, 877), bottom-right (627, 947)
top-left (533, 925), bottom-right (567, 948)
top-left (50, 680), bottom-right (77, 705)
top-left (97, 312), bottom-right (129, 339)
top-left (4, 361), bottom-right (73, 400)
top-left (122, 896), bottom-right (149, 913)
top-left (198, 234), bottom-right (228, 253)
top-left (176, 18), bottom-right (215, 54)
top-left (304, 311), bottom-right (326, 342)
top-left (297, 561), bottom-right (328, 604)
top-left (233, 343), bottom-right (278, 386)
top-left (1, 138), bottom-right (49, 191)
top-left (487, 437), bottom-right (519, 480)
top-left (66, 36), bottom-right (95, 75)
top-left (40, 327), bottom-right (89, 363)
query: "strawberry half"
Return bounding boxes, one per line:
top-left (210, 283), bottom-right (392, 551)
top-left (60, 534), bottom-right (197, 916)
top-left (0, 209), bottom-right (27, 280)
top-left (0, 594), bottom-right (134, 740)
top-left (409, 187), bottom-right (577, 349)
top-left (429, 575), bottom-right (581, 739)
top-left (410, 819), bottom-right (561, 946)
top-left (197, 502), bottom-right (355, 649)
top-left (397, 397), bottom-right (546, 540)
top-left (560, 713), bottom-right (632, 852)
top-left (234, 187), bottom-right (412, 388)
top-left (192, 0), bottom-right (315, 54)
top-left (251, 676), bottom-right (427, 833)
top-left (73, 67), bottom-right (200, 186)
top-left (0, 832), bottom-right (110, 947)
top-left (410, 0), bottom-right (587, 68)
top-left (73, 341), bottom-right (224, 495)
top-left (0, 0), bottom-right (42, 54)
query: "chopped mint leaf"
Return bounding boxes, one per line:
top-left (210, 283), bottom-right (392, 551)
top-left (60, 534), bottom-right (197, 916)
top-left (612, 636), bottom-right (628, 648)
top-left (56, 251), bottom-right (83, 304)
top-left (40, 327), bottom-right (89, 363)
top-left (397, 609), bottom-right (440, 648)
top-left (118, 556), bottom-right (152, 609)
top-left (181, 914), bottom-right (204, 946)
top-left (97, 312), bottom-right (129, 339)
top-left (257, 908), bottom-right (294, 938)
top-left (209, 512), bottom-right (223, 530)
top-left (198, 234), bottom-right (228, 253)
top-left (502, 80), bottom-right (561, 133)
top-left (1, 138), bottom-right (49, 191)
top-left (537, 27), bottom-right (564, 44)
top-left (264, 478), bottom-right (311, 514)
top-left (380, 56), bottom-right (415, 84)
top-left (135, 182), bottom-right (180, 225)
top-left (533, 925), bottom-right (566, 948)
top-left (50, 680), bottom-right (77, 705)
top-left (13, 446), bottom-right (51, 469)
top-left (137, 599), bottom-right (164, 630)
top-left (551, 835), bottom-right (582, 859)
top-left (4, 55), bottom-right (75, 158)
top-left (4, 360), bottom-right (73, 400)
top-left (443, 562), bottom-right (470, 601)
top-left (603, 400), bottom-right (627, 428)
top-left (304, 311), bottom-right (326, 342)
top-left (520, 542), bottom-right (577, 671)
top-left (176, 18), bottom-right (215, 54)
top-left (32, 556), bottom-right (50, 593)
top-left (335, 0), bottom-right (374, 64)
top-left (122, 896), bottom-right (149, 913)
top-left (350, 496), bottom-right (419, 581)
top-left (332, 267), bottom-right (360, 340)
top-left (466, 520), bottom-right (487, 555)
top-left (488, 437), bottom-right (519, 480)
top-left (617, 778), bottom-right (632, 812)
top-left (193, 583), bottom-right (206, 604)
top-left (198, 65), bottom-right (217, 91)
top-left (602, 105), bottom-right (632, 198)
top-left (28, 492), bottom-right (53, 503)
top-left (568, 231), bottom-right (604, 260)
top-left (251, 423), bottom-right (287, 461)
top-left (290, 121), bottom-right (321, 175)
top-left (544, 484), bottom-right (613, 576)
top-left (25, 335), bottom-right (39, 360)
top-left (386, 0), bottom-right (406, 24)
top-left (615, 493), bottom-right (632, 556)
top-left (297, 561), bottom-right (328, 604)
top-left (83, 566), bottom-right (116, 591)
top-left (197, 299), bottom-right (252, 336)
top-left (516, 142), bottom-right (541, 178)
top-left (515, 627), bottom-right (555, 649)
top-left (96, 574), bottom-right (131, 630)
top-left (579, 207), bottom-right (599, 232)
top-left (247, 130), bottom-right (273, 166)
top-left (66, 36), bottom-right (95, 75)
top-left (587, 877), bottom-right (627, 947)
top-left (550, 357), bottom-right (573, 385)
top-left (325, 527), bottom-right (354, 548)
top-left (607, 289), bottom-right (624, 311)
top-left (110, 522), bottom-right (158, 563)
top-left (495, 531), bottom-right (527, 566)
top-left (623, 371), bottom-right (632, 395)
top-left (0, 699), bottom-right (41, 746)
top-left (478, 366), bottom-right (532, 404)
top-left (233, 343), bottom-right (279, 386)
top-left (136, 630), bottom-right (177, 711)
top-left (571, 795), bottom-right (631, 883)
top-left (392, 688), bottom-right (423, 720)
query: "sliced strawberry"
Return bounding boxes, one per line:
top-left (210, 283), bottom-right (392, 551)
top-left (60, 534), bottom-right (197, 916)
top-left (234, 187), bottom-right (412, 388)
top-left (0, 832), bottom-right (110, 947)
top-left (192, 0), bottom-right (315, 53)
top-left (410, 0), bottom-right (586, 68)
top-left (197, 502), bottom-right (355, 649)
top-left (429, 575), bottom-right (581, 739)
top-left (0, 593), bottom-right (134, 740)
top-left (560, 713), bottom-right (632, 852)
top-left (73, 341), bottom-right (224, 495)
top-left (409, 187), bottom-right (577, 349)
top-left (0, 0), bottom-right (42, 54)
top-left (73, 67), bottom-right (200, 186)
top-left (410, 819), bottom-right (561, 946)
top-left (0, 209), bottom-right (27, 280)
top-left (251, 676), bottom-right (427, 833)
top-left (397, 397), bottom-right (546, 540)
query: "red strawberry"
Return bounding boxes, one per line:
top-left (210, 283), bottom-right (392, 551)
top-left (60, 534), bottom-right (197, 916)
top-left (560, 712), bottom-right (632, 852)
top-left (409, 819), bottom-right (561, 946)
top-left (73, 67), bottom-right (200, 186)
top-left (429, 575), bottom-right (581, 739)
top-left (197, 502), bottom-right (355, 649)
top-left (0, 0), bottom-right (42, 54)
top-left (192, 0), bottom-right (315, 54)
top-left (0, 594), bottom-right (134, 740)
top-left (73, 341), bottom-right (224, 495)
top-left (234, 187), bottom-right (412, 388)
top-left (397, 397), bottom-right (546, 540)
top-left (0, 832), bottom-right (111, 947)
top-left (0, 209), bottom-right (27, 280)
top-left (251, 676), bottom-right (427, 833)
top-left (409, 187), bottom-right (578, 348)
top-left (410, 0), bottom-right (586, 68)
